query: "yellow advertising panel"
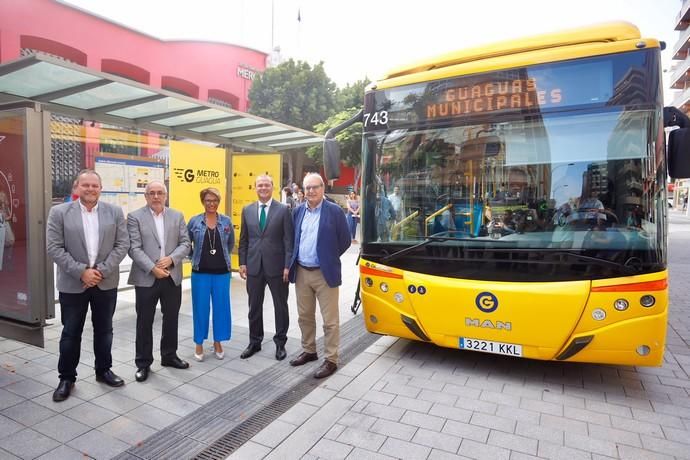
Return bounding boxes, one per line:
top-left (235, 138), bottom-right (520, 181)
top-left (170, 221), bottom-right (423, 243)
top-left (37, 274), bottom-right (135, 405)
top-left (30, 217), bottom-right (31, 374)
top-left (169, 141), bottom-right (226, 276)
top-left (230, 153), bottom-right (282, 269)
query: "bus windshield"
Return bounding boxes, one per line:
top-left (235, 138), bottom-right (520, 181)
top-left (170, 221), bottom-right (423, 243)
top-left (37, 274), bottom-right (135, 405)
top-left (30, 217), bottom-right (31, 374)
top-left (361, 109), bottom-right (666, 281)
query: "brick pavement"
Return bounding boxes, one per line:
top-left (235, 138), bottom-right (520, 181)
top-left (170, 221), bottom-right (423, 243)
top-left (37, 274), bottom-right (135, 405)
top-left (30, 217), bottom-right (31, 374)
top-left (229, 210), bottom-right (690, 460)
top-left (2, 213), bottom-right (690, 459)
top-left (0, 246), bottom-right (361, 459)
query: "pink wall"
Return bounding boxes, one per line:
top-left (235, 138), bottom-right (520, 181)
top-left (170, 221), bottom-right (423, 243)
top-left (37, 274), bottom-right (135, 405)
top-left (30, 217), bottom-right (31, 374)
top-left (0, 0), bottom-right (267, 111)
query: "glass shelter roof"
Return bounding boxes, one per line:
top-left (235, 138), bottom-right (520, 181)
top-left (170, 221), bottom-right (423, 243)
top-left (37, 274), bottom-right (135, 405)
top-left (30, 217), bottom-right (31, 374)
top-left (0, 53), bottom-right (323, 151)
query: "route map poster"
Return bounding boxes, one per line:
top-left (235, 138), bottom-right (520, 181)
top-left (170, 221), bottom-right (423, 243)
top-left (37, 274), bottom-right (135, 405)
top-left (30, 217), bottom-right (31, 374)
top-left (94, 156), bottom-right (165, 215)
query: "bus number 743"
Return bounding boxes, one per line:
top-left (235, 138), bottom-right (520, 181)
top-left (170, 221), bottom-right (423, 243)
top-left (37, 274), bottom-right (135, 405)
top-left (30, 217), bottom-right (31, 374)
top-left (363, 110), bottom-right (388, 128)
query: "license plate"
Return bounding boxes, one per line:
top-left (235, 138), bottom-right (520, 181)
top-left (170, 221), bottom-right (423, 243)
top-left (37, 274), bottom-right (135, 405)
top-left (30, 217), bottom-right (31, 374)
top-left (459, 337), bottom-right (523, 357)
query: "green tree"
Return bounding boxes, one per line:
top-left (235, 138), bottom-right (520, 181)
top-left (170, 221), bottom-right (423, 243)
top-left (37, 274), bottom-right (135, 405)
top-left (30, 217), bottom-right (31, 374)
top-left (248, 59), bottom-right (339, 131)
top-left (307, 107), bottom-right (363, 186)
top-left (337, 78), bottom-right (370, 111)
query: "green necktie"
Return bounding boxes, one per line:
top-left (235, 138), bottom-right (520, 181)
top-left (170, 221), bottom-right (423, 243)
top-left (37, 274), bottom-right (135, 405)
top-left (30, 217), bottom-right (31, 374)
top-left (259, 204), bottom-right (267, 231)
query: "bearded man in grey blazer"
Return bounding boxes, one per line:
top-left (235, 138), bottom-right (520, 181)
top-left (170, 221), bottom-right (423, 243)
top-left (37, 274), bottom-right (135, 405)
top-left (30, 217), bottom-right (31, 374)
top-left (127, 181), bottom-right (191, 382)
top-left (238, 174), bottom-right (294, 361)
top-left (47, 169), bottom-right (130, 402)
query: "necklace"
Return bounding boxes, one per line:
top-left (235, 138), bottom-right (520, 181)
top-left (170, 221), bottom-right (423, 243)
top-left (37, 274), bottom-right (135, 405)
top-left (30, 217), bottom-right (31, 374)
top-left (207, 227), bottom-right (217, 255)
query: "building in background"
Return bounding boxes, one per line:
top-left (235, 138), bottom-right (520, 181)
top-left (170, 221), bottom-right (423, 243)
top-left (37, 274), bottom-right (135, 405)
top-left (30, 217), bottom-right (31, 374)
top-left (0, 0), bottom-right (266, 110)
top-left (0, 0), bottom-right (268, 199)
top-left (669, 0), bottom-right (690, 208)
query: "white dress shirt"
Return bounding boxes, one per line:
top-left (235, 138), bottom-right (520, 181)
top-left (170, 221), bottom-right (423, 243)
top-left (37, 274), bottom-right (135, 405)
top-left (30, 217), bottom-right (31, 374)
top-left (80, 201), bottom-right (99, 267)
top-left (150, 207), bottom-right (165, 260)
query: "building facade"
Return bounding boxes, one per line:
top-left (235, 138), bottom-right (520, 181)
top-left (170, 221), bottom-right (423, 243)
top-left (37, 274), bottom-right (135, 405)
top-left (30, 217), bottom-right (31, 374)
top-left (0, 0), bottom-right (267, 111)
top-left (0, 0), bottom-right (270, 198)
top-left (671, 0), bottom-right (690, 208)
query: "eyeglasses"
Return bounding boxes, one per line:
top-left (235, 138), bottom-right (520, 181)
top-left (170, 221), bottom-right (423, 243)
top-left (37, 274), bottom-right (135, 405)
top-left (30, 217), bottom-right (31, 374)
top-left (147, 191), bottom-right (166, 196)
top-left (204, 199), bottom-right (220, 204)
top-left (304, 185), bottom-right (322, 191)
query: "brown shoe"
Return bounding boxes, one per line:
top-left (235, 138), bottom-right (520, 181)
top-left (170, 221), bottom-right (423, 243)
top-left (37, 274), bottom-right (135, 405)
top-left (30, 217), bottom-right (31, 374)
top-left (314, 360), bottom-right (337, 379)
top-left (289, 352), bottom-right (318, 366)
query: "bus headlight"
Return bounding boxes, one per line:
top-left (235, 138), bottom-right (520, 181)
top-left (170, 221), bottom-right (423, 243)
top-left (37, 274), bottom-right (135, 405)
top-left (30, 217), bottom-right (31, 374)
top-left (636, 345), bottom-right (650, 356)
top-left (380, 282), bottom-right (389, 293)
top-left (364, 277), bottom-right (373, 287)
top-left (592, 308), bottom-right (606, 321)
top-left (640, 295), bottom-right (655, 308)
top-left (613, 299), bottom-right (629, 311)
top-left (394, 292), bottom-right (404, 304)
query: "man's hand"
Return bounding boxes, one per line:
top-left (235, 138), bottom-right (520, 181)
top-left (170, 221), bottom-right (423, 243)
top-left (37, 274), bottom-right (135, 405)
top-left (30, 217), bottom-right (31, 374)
top-left (239, 265), bottom-right (247, 280)
top-left (152, 266), bottom-right (170, 279)
top-left (81, 268), bottom-right (102, 288)
top-left (283, 268), bottom-right (289, 283)
top-left (156, 256), bottom-right (173, 269)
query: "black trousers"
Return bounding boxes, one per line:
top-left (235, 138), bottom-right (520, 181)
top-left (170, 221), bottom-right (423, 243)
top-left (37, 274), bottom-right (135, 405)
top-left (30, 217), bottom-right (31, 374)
top-left (135, 277), bottom-right (182, 368)
top-left (246, 270), bottom-right (289, 347)
top-left (58, 287), bottom-right (117, 382)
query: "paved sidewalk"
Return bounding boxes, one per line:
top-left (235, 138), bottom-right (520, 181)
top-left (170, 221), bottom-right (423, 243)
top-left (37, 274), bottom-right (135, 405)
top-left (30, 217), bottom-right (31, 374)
top-left (228, 213), bottom-right (690, 460)
top-left (0, 246), bottom-right (361, 459)
top-left (3, 215), bottom-right (690, 459)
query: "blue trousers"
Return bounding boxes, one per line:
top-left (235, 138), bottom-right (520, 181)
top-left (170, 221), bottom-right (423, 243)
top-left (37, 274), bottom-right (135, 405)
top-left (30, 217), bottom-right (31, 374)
top-left (191, 272), bottom-right (231, 344)
top-left (347, 213), bottom-right (358, 239)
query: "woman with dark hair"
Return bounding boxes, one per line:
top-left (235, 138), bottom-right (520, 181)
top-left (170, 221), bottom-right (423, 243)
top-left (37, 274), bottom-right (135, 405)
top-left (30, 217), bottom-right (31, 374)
top-left (187, 187), bottom-right (234, 361)
top-left (283, 186), bottom-right (295, 210)
top-left (346, 191), bottom-right (360, 243)
top-left (296, 189), bottom-right (305, 205)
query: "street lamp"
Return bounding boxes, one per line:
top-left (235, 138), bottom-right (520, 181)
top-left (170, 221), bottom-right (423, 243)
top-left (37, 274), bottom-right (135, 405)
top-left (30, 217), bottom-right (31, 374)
top-left (551, 162), bottom-right (575, 179)
top-left (550, 163), bottom-right (574, 200)
top-left (553, 183), bottom-right (569, 202)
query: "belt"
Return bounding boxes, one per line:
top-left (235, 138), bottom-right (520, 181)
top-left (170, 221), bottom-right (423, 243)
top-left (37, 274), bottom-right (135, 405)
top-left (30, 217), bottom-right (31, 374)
top-left (298, 263), bottom-right (320, 271)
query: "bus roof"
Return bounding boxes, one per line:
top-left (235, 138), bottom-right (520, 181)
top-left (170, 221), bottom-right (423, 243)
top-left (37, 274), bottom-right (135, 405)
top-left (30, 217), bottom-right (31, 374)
top-left (381, 22), bottom-right (642, 80)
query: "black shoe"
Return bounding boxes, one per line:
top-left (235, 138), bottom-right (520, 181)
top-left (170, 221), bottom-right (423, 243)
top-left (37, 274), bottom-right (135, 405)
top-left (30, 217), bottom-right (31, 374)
top-left (95, 370), bottom-right (125, 387)
top-left (289, 352), bottom-right (318, 366)
top-left (161, 357), bottom-right (190, 369)
top-left (314, 360), bottom-right (338, 379)
top-left (240, 344), bottom-right (261, 359)
top-left (52, 380), bottom-right (74, 402)
top-left (135, 367), bottom-right (150, 382)
top-left (275, 345), bottom-right (287, 361)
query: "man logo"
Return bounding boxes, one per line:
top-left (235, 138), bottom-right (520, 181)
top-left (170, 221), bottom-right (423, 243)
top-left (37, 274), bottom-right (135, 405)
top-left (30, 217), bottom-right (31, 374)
top-left (475, 292), bottom-right (498, 313)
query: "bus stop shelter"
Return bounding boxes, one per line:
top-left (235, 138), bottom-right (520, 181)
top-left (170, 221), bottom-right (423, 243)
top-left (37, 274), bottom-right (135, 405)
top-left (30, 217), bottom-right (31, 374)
top-left (0, 52), bottom-right (323, 346)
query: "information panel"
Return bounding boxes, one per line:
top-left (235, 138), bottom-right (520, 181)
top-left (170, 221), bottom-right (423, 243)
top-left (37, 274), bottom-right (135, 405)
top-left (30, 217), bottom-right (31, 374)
top-left (169, 141), bottom-right (227, 275)
top-left (230, 153), bottom-right (282, 269)
top-left (94, 156), bottom-right (165, 216)
top-left (0, 114), bottom-right (29, 322)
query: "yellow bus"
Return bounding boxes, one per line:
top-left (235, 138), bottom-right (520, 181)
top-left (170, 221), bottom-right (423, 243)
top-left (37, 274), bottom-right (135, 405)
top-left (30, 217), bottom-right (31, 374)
top-left (324, 22), bottom-right (690, 366)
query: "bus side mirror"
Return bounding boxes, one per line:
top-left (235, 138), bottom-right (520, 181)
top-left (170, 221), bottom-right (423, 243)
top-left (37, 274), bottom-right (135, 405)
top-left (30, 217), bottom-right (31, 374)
top-left (323, 138), bottom-right (341, 181)
top-left (664, 106), bottom-right (690, 179)
top-left (668, 128), bottom-right (690, 179)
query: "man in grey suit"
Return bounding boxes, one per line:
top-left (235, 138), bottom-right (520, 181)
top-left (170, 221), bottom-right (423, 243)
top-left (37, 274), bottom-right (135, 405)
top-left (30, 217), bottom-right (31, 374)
top-left (47, 169), bottom-right (129, 402)
top-left (238, 174), bottom-right (294, 360)
top-left (128, 181), bottom-right (191, 382)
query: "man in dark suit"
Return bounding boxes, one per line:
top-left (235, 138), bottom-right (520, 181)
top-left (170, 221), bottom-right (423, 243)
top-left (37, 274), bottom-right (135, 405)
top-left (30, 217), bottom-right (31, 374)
top-left (288, 173), bottom-right (351, 378)
top-left (127, 181), bottom-right (191, 382)
top-left (46, 169), bottom-right (130, 401)
top-left (238, 174), bottom-right (294, 360)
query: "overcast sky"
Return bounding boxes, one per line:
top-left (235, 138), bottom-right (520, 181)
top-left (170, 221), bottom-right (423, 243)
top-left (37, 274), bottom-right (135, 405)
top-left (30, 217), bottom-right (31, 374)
top-left (63, 0), bottom-right (682, 96)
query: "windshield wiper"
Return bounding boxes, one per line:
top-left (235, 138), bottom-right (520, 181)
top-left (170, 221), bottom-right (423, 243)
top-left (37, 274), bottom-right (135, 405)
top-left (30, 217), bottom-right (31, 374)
top-left (380, 233), bottom-right (511, 263)
top-left (379, 243), bottom-right (639, 275)
top-left (546, 251), bottom-right (639, 275)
